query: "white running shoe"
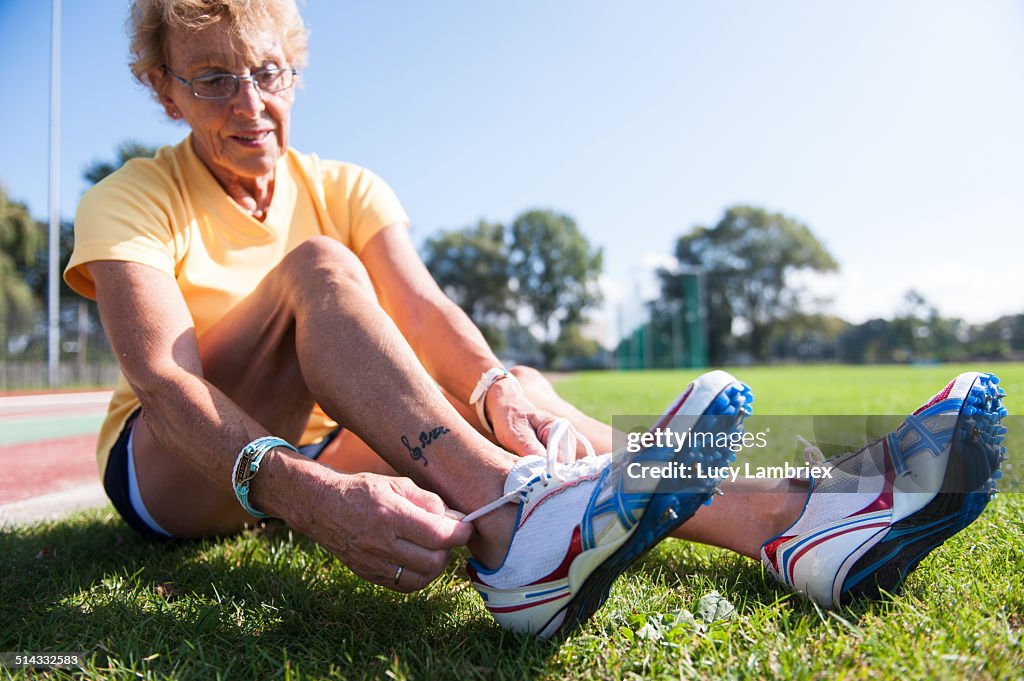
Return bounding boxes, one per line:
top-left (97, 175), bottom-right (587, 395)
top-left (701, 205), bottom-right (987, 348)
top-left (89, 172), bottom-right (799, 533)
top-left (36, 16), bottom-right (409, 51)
top-left (466, 370), bottom-right (754, 639)
top-left (761, 372), bottom-right (1007, 607)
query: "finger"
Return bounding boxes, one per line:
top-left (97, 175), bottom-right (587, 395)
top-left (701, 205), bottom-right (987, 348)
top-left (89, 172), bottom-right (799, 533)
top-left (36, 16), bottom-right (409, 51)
top-left (380, 537), bottom-right (455, 582)
top-left (349, 556), bottom-right (438, 594)
top-left (388, 478), bottom-right (474, 547)
top-left (390, 477), bottom-right (446, 515)
top-left (531, 413), bottom-right (563, 445)
top-left (344, 533), bottom-right (453, 590)
top-left (387, 564), bottom-right (439, 593)
top-left (514, 432), bottom-right (546, 458)
top-left (394, 497), bottom-right (474, 549)
top-left (523, 413), bottom-right (562, 454)
top-left (503, 417), bottom-right (546, 458)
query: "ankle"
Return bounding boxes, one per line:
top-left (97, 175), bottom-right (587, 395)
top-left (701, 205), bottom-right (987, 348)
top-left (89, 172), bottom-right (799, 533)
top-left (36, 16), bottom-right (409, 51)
top-left (468, 504), bottom-right (518, 569)
top-left (770, 478), bottom-right (810, 537)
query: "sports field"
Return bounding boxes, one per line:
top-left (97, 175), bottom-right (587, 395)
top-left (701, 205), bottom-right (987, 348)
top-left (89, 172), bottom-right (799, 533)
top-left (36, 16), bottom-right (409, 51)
top-left (1, 363), bottom-right (1021, 680)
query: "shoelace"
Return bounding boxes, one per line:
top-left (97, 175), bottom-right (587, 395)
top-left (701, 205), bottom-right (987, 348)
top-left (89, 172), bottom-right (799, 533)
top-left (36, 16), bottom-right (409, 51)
top-left (459, 418), bottom-right (598, 524)
top-left (796, 434), bottom-right (827, 465)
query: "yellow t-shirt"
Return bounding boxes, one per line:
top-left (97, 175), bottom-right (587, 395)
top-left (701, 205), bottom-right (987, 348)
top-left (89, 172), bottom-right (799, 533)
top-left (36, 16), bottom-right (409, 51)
top-left (64, 135), bottom-right (409, 474)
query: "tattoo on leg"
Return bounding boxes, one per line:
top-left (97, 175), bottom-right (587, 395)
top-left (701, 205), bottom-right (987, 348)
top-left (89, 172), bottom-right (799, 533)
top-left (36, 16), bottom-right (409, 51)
top-left (401, 426), bottom-right (451, 466)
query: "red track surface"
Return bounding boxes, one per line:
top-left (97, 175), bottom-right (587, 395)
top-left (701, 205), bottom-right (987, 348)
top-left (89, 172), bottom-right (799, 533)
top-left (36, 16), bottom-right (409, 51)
top-left (0, 434), bottom-right (100, 505)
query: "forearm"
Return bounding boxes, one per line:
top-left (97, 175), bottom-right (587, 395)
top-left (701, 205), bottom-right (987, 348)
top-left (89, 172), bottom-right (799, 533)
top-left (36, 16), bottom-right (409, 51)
top-left (132, 367), bottom-right (318, 522)
top-left (388, 290), bottom-right (562, 460)
top-left (135, 371), bottom-right (258, 480)
top-left (360, 227), bottom-right (505, 405)
top-left (405, 295), bottom-right (504, 404)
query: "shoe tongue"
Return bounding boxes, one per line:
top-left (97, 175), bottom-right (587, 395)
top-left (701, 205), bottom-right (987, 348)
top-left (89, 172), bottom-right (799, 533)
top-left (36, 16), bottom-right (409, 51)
top-left (503, 452), bottom-right (611, 496)
top-left (503, 455), bottom-right (549, 494)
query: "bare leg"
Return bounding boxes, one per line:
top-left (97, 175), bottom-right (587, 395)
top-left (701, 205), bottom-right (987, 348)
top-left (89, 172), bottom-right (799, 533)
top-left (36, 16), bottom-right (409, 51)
top-left (318, 430), bottom-right (397, 476)
top-left (132, 237), bottom-right (517, 565)
top-left (316, 366), bottom-right (610, 474)
top-left (676, 479), bottom-right (809, 557)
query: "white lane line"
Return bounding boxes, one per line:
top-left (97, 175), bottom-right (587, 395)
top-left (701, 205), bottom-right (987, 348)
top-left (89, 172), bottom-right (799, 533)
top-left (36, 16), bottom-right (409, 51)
top-left (0, 391), bottom-right (113, 409)
top-left (0, 482), bottom-right (108, 526)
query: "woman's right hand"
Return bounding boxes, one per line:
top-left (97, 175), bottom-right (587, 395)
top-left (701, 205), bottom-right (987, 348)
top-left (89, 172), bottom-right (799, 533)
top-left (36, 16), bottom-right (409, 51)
top-left (285, 468), bottom-right (473, 592)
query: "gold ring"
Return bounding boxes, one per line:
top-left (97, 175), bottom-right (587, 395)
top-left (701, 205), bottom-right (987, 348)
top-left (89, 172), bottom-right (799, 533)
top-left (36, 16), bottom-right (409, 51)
top-left (394, 564), bottom-right (404, 585)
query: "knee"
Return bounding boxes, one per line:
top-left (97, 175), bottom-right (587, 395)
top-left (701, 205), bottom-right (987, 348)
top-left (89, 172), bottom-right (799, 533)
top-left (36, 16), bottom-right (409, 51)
top-left (281, 236), bottom-right (374, 294)
top-left (509, 365), bottom-right (550, 392)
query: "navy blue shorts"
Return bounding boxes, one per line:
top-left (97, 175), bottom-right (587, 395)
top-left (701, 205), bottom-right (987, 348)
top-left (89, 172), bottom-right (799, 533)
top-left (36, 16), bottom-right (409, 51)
top-left (102, 409), bottom-right (342, 542)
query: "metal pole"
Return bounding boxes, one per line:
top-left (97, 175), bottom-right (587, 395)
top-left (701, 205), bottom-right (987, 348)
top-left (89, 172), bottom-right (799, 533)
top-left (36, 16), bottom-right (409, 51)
top-left (695, 269), bottom-right (708, 367)
top-left (47, 0), bottom-right (61, 387)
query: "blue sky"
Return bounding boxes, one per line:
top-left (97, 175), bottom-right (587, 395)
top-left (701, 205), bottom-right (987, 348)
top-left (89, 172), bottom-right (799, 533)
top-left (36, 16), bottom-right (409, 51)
top-left (2, 1), bottom-right (1022, 344)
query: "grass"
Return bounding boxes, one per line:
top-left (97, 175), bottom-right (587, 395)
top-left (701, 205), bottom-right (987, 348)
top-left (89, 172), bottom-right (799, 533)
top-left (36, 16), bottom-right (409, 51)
top-left (2, 363), bottom-right (1023, 680)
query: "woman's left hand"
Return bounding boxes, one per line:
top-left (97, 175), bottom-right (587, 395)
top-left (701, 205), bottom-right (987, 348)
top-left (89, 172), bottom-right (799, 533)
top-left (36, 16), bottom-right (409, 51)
top-left (483, 378), bottom-right (562, 458)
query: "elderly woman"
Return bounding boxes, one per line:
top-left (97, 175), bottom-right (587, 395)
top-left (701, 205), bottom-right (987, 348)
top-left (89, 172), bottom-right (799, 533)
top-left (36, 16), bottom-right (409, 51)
top-left (65, 0), bottom-right (1006, 639)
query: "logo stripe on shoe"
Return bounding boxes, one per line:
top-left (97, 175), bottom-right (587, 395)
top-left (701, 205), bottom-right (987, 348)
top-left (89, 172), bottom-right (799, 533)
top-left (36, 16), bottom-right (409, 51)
top-left (776, 512), bottom-right (892, 585)
top-left (581, 468), bottom-right (615, 550)
top-left (889, 399), bottom-right (961, 473)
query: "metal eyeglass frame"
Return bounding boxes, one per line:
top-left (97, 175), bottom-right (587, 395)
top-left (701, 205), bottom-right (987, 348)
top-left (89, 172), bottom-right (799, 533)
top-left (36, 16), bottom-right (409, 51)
top-left (161, 65), bottom-right (298, 100)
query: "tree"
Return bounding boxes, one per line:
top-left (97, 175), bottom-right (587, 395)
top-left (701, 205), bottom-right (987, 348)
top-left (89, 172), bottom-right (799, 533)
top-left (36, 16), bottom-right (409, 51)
top-left (423, 220), bottom-right (514, 351)
top-left (0, 186), bottom-right (42, 352)
top-left (885, 289), bottom-right (967, 362)
top-left (508, 209), bottom-right (603, 368)
top-left (970, 313), bottom-right (1024, 359)
top-left (552, 322), bottom-right (606, 370)
top-left (768, 312), bottom-right (848, 362)
top-left (422, 209), bottom-right (604, 368)
top-left (15, 142), bottom-right (159, 304)
top-left (658, 205), bottom-right (838, 363)
top-left (7, 141), bottom-right (160, 367)
top-left (83, 140), bottom-right (159, 185)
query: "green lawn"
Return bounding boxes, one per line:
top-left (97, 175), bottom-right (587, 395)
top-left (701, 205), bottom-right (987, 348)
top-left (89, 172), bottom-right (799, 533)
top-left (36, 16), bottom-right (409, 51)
top-left (2, 364), bottom-right (1022, 680)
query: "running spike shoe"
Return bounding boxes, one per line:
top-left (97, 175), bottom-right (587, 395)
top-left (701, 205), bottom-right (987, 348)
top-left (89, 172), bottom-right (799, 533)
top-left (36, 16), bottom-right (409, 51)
top-left (466, 370), bottom-right (754, 639)
top-left (761, 371), bottom-right (1007, 607)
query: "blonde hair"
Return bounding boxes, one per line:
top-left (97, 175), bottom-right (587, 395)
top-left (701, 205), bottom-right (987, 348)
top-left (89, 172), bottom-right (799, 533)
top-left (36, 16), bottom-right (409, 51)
top-left (129, 0), bottom-right (309, 101)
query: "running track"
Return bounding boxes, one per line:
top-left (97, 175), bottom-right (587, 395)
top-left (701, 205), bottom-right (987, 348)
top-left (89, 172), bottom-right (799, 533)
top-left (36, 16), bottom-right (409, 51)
top-left (0, 391), bottom-right (111, 525)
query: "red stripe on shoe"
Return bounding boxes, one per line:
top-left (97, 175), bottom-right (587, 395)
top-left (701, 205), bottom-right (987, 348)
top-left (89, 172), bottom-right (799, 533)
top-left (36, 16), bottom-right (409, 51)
top-left (653, 385), bottom-right (695, 430)
top-left (914, 379), bottom-right (956, 415)
top-left (787, 521), bottom-right (890, 584)
top-left (762, 535), bottom-right (790, 572)
top-left (852, 438), bottom-right (896, 516)
top-left (526, 525), bottom-right (584, 586)
top-left (487, 593), bottom-right (570, 614)
top-left (470, 525), bottom-right (583, 591)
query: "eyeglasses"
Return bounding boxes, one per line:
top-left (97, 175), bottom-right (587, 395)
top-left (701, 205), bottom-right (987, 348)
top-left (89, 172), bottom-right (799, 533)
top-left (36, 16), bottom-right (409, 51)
top-left (162, 64), bottom-right (297, 100)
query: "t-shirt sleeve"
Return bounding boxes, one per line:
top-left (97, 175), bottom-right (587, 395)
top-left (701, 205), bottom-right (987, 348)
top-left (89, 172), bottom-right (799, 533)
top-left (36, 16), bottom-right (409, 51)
top-left (321, 160), bottom-right (410, 254)
top-left (64, 161), bottom-right (179, 300)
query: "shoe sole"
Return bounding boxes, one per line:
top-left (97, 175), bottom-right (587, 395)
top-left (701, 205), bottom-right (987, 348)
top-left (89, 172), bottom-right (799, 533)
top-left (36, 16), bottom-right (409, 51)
top-left (541, 376), bottom-right (755, 639)
top-left (839, 372), bottom-right (1007, 604)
